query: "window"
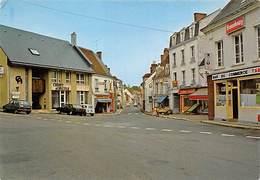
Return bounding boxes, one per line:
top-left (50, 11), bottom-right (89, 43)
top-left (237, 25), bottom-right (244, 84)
top-left (76, 73), bottom-right (85, 84)
top-left (181, 32), bottom-right (184, 42)
top-left (173, 72), bottom-right (177, 81)
top-left (95, 79), bottom-right (99, 92)
top-left (257, 27), bottom-right (260, 58)
top-left (234, 34), bottom-right (244, 63)
top-left (190, 46), bottom-right (195, 58)
top-left (149, 96), bottom-right (152, 103)
top-left (190, 27), bottom-right (194, 38)
top-left (216, 83), bottom-right (226, 106)
top-left (172, 53), bottom-right (176, 67)
top-left (191, 68), bottom-right (195, 83)
top-left (65, 72), bottom-right (71, 83)
top-left (182, 70), bottom-right (185, 85)
top-left (160, 82), bottom-right (163, 94)
top-left (104, 80), bottom-right (108, 92)
top-left (28, 48), bottom-right (40, 56)
top-left (216, 41), bottom-right (224, 67)
top-left (77, 91), bottom-right (87, 105)
top-left (240, 78), bottom-right (260, 107)
top-left (181, 49), bottom-right (185, 65)
top-left (51, 71), bottom-right (59, 83)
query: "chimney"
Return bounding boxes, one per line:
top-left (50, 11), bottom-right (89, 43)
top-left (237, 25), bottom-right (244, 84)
top-left (71, 32), bottom-right (77, 46)
top-left (194, 13), bottom-right (207, 22)
top-left (96, 51), bottom-right (102, 60)
top-left (150, 63), bottom-right (158, 74)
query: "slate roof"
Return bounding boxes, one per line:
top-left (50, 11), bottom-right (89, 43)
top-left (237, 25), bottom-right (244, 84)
top-left (207, 0), bottom-right (258, 27)
top-left (80, 47), bottom-right (112, 77)
top-left (0, 25), bottom-right (94, 73)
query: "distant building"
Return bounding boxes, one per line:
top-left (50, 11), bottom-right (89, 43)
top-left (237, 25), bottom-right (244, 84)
top-left (0, 25), bottom-right (93, 110)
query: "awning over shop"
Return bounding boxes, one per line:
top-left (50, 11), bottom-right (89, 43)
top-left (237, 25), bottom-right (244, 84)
top-left (189, 88), bottom-right (208, 100)
top-left (96, 98), bottom-right (112, 103)
top-left (156, 96), bottom-right (168, 103)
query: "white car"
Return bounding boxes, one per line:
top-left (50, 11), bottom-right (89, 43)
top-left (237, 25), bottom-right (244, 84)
top-left (81, 104), bottom-right (95, 116)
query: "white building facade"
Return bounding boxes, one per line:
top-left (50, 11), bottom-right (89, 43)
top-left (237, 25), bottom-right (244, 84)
top-left (145, 72), bottom-right (155, 112)
top-left (202, 0), bottom-right (260, 122)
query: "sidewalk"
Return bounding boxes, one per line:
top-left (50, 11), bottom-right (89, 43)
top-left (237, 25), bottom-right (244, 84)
top-left (143, 112), bottom-right (260, 130)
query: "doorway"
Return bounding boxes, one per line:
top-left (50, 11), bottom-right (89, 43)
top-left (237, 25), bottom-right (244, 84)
top-left (232, 88), bottom-right (238, 119)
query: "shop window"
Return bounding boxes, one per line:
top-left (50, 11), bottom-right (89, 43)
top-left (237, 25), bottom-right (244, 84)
top-left (77, 91), bottom-right (87, 105)
top-left (234, 34), bottom-right (244, 63)
top-left (76, 73), bottom-right (85, 84)
top-left (65, 72), bottom-right (71, 83)
top-left (184, 97), bottom-right (193, 107)
top-left (216, 83), bottom-right (226, 106)
top-left (240, 79), bottom-right (260, 107)
top-left (216, 41), bottom-right (224, 67)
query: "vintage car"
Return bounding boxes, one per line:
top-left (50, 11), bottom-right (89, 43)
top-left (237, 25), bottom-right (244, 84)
top-left (3, 100), bottom-right (32, 114)
top-left (81, 104), bottom-right (95, 116)
top-left (56, 104), bottom-right (86, 116)
top-left (156, 107), bottom-right (172, 115)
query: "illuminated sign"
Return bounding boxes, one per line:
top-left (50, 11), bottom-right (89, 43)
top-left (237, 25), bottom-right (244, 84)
top-left (226, 16), bottom-right (244, 34)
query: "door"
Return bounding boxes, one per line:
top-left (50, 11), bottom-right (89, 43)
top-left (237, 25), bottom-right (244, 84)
top-left (60, 91), bottom-right (66, 107)
top-left (232, 89), bottom-right (238, 119)
top-left (173, 93), bottom-right (180, 113)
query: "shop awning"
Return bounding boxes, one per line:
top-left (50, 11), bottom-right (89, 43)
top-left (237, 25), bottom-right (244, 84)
top-left (189, 88), bottom-right (208, 100)
top-left (96, 99), bottom-right (112, 103)
top-left (156, 96), bottom-right (168, 103)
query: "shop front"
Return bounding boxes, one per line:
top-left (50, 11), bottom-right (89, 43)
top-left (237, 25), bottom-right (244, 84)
top-left (212, 66), bottom-right (260, 122)
top-left (188, 88), bottom-right (208, 114)
top-left (95, 95), bottom-right (112, 113)
top-left (51, 83), bottom-right (70, 109)
top-left (179, 88), bottom-right (196, 113)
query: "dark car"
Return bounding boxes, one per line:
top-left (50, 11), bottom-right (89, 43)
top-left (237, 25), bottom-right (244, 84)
top-left (56, 104), bottom-right (86, 116)
top-left (3, 100), bottom-right (32, 114)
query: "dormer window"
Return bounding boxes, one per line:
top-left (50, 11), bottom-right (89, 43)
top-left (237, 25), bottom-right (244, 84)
top-left (190, 27), bottom-right (194, 38)
top-left (29, 48), bottom-right (40, 56)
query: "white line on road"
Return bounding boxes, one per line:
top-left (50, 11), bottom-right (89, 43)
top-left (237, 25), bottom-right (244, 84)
top-left (128, 113), bottom-right (132, 115)
top-left (246, 136), bottom-right (260, 140)
top-left (221, 133), bottom-right (235, 137)
top-left (199, 131), bottom-right (212, 135)
top-left (83, 123), bottom-right (90, 126)
top-left (130, 127), bottom-right (140, 129)
top-left (135, 113), bottom-right (139, 115)
top-left (66, 121), bottom-right (71, 123)
top-left (75, 122), bottom-right (81, 124)
top-left (117, 126), bottom-right (126, 128)
top-left (95, 124), bottom-right (101, 127)
top-left (161, 129), bottom-right (173, 132)
top-left (180, 130), bottom-right (191, 133)
top-left (145, 128), bottom-right (156, 130)
top-left (104, 125), bottom-right (113, 128)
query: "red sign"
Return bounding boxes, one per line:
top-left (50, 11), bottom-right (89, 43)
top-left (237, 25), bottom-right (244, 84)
top-left (226, 16), bottom-right (244, 34)
top-left (179, 89), bottom-right (194, 95)
top-left (189, 95), bottom-right (208, 101)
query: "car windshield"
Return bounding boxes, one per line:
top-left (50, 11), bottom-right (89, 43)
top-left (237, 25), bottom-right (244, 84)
top-left (19, 101), bottom-right (30, 106)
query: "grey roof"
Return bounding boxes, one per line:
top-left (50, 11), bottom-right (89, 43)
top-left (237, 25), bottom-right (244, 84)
top-left (0, 25), bottom-right (94, 73)
top-left (207, 0), bottom-right (258, 27)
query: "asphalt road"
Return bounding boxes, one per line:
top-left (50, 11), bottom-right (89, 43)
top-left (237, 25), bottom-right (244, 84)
top-left (0, 107), bottom-right (259, 180)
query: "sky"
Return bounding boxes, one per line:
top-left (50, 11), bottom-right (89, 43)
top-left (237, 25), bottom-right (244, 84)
top-left (0, 0), bottom-right (228, 85)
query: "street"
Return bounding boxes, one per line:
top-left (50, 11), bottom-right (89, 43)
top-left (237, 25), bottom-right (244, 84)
top-left (0, 107), bottom-right (260, 180)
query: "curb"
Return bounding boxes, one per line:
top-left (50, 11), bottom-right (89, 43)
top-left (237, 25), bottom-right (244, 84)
top-left (201, 120), bottom-right (260, 130)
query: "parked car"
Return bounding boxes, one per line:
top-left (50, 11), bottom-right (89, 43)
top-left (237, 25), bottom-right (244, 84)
top-left (3, 100), bottom-right (32, 114)
top-left (156, 107), bottom-right (172, 115)
top-left (81, 104), bottom-right (95, 116)
top-left (56, 104), bottom-right (86, 116)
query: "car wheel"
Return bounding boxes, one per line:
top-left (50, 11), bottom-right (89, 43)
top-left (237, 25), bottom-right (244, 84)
top-left (67, 111), bottom-right (72, 115)
top-left (26, 111), bottom-right (31, 115)
top-left (91, 114), bottom-right (94, 116)
top-left (14, 110), bottom-right (18, 114)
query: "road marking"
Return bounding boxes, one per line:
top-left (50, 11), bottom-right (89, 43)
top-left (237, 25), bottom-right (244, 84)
top-left (161, 129), bottom-right (173, 132)
top-left (199, 131), bottom-right (212, 135)
top-left (95, 124), bottom-right (101, 127)
top-left (43, 118), bottom-right (48, 121)
top-left (66, 121), bottom-right (71, 123)
top-left (246, 136), bottom-right (260, 140)
top-left (58, 120), bottom-right (63, 122)
top-left (135, 113), bottom-right (139, 115)
top-left (130, 127), bottom-right (140, 129)
top-left (221, 133), bottom-right (235, 137)
top-left (104, 125), bottom-right (113, 128)
top-left (145, 127), bottom-right (156, 130)
top-left (128, 113), bottom-right (132, 115)
top-left (117, 125), bottom-right (126, 128)
top-left (180, 130), bottom-right (191, 133)
top-left (36, 117), bottom-right (42, 119)
top-left (83, 123), bottom-right (90, 126)
top-left (75, 122), bottom-right (81, 124)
